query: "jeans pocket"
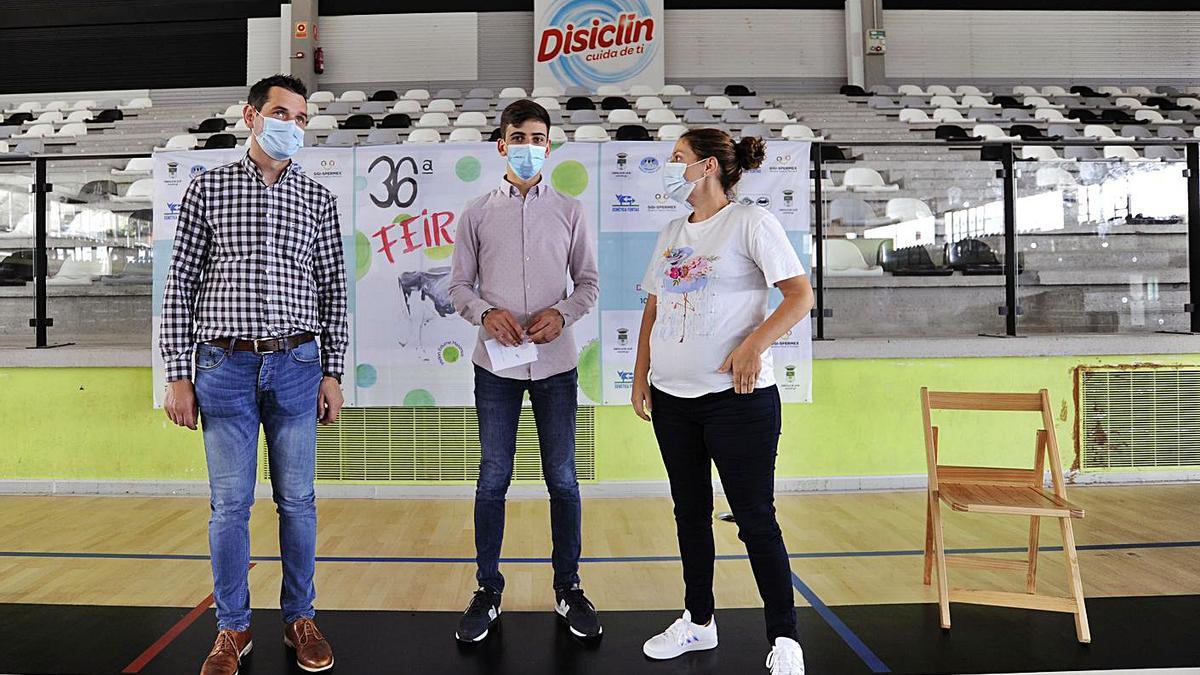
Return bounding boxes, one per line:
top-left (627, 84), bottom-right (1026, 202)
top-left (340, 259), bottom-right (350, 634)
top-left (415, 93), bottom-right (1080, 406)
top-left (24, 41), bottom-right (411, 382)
top-left (195, 343), bottom-right (228, 371)
top-left (289, 339), bottom-right (322, 365)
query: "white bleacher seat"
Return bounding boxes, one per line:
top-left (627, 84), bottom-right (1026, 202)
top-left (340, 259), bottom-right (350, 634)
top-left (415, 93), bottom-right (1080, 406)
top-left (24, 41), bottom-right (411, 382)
top-left (113, 157), bottom-right (154, 175)
top-left (661, 84), bottom-right (689, 97)
top-left (309, 91), bottom-right (335, 103)
top-left (71, 100), bottom-right (97, 111)
top-left (403, 89), bottom-right (431, 101)
top-left (956, 85), bottom-right (993, 97)
top-left (607, 109), bottom-right (641, 125)
top-left (1041, 85), bottom-right (1072, 97)
top-left (645, 109), bottom-right (679, 125)
top-left (549, 126), bottom-right (568, 145)
top-left (117, 179), bottom-right (154, 201)
top-left (1036, 166), bottom-right (1078, 187)
top-left (973, 124), bottom-right (1020, 141)
top-left (391, 100), bottom-right (422, 115)
top-left (1035, 108), bottom-right (1073, 122)
top-left (1194, 127), bottom-right (1200, 138)
top-left (426, 99), bottom-right (456, 113)
top-left (34, 111), bottom-right (64, 124)
top-left (628, 85), bottom-right (657, 97)
top-left (899, 109), bottom-right (931, 123)
top-left (703, 96), bottom-right (735, 110)
top-left (926, 85), bottom-right (954, 96)
top-left (960, 95), bottom-right (997, 109)
top-left (1084, 124), bottom-right (1132, 140)
top-left (0, 141), bottom-right (8, 154)
top-left (1020, 146), bottom-right (1063, 161)
top-left (534, 97), bottom-right (561, 111)
top-left (233, 118), bottom-right (249, 130)
top-left (6, 101), bottom-right (41, 114)
top-left (499, 87), bottom-right (528, 98)
top-left (758, 109), bottom-right (794, 124)
top-left (1024, 96), bottom-right (1063, 110)
top-left (842, 167), bottom-right (899, 192)
top-left (47, 259), bottom-right (104, 286)
top-left (306, 102), bottom-right (319, 117)
top-left (1098, 86), bottom-right (1125, 97)
top-left (781, 124), bottom-right (822, 141)
top-left (1013, 86), bottom-right (1040, 97)
top-left (596, 85), bottom-right (625, 96)
top-left (405, 129), bottom-right (441, 144)
top-left (449, 128), bottom-right (484, 143)
top-left (339, 90), bottom-right (367, 102)
top-left (825, 239), bottom-right (883, 276)
top-left (531, 86), bottom-right (563, 98)
top-left (1115, 97), bottom-right (1145, 109)
top-left (454, 112), bottom-right (489, 128)
top-left (55, 123), bottom-right (87, 138)
top-left (159, 134), bottom-right (197, 150)
top-left (1127, 86), bottom-right (1154, 97)
top-left (929, 95), bottom-right (964, 109)
top-left (574, 125), bottom-right (609, 142)
top-left (635, 96), bottom-right (666, 110)
top-left (221, 104), bottom-right (244, 118)
top-left (307, 115), bottom-right (337, 130)
top-left (416, 112), bottom-right (450, 128)
top-left (658, 124), bottom-right (687, 141)
top-left (897, 85), bottom-right (926, 96)
top-left (933, 109), bottom-right (975, 123)
top-left (43, 101), bottom-right (69, 111)
top-left (17, 124), bottom-right (55, 139)
top-left (1104, 146), bottom-right (1141, 161)
top-left (886, 197), bottom-right (934, 223)
top-left (1136, 109), bottom-right (1181, 124)
top-left (121, 97), bottom-right (152, 110)
top-left (1178, 97), bottom-right (1200, 109)
top-left (1185, 87), bottom-right (1200, 96)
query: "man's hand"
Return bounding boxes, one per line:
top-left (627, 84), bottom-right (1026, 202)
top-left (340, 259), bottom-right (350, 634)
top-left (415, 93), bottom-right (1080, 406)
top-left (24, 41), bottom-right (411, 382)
top-left (526, 309), bottom-right (565, 345)
top-left (164, 379), bottom-right (199, 430)
top-left (484, 308), bottom-right (525, 347)
top-left (318, 376), bottom-right (344, 425)
top-left (718, 340), bottom-right (764, 395)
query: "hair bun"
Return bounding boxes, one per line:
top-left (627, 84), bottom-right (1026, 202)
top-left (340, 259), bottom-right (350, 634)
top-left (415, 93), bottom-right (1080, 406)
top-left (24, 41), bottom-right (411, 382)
top-left (735, 136), bottom-right (766, 171)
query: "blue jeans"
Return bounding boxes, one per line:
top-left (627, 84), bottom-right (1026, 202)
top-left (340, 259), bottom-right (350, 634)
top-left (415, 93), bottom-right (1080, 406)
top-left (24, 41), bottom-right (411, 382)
top-left (194, 339), bottom-right (324, 631)
top-left (473, 365), bottom-right (582, 593)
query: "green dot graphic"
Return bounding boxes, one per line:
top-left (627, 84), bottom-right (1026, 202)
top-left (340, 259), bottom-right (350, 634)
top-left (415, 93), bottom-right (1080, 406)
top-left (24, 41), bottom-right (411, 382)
top-left (577, 339), bottom-right (601, 403)
top-left (404, 389), bottom-right (436, 407)
top-left (356, 363), bottom-right (377, 388)
top-left (455, 156), bottom-right (482, 182)
top-left (355, 230), bottom-right (372, 280)
top-left (551, 160), bottom-right (588, 197)
top-left (441, 345), bottom-right (461, 363)
top-left (425, 245), bottom-right (454, 260)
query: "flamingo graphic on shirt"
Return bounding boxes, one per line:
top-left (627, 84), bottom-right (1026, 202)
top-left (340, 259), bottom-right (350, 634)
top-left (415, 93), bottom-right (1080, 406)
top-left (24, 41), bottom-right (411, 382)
top-left (657, 247), bottom-right (719, 343)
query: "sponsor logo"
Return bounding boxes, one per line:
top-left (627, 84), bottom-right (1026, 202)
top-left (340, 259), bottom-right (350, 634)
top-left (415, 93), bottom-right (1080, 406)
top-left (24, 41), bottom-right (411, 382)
top-left (313, 158), bottom-right (343, 178)
top-left (638, 156), bottom-right (660, 173)
top-left (163, 201), bottom-right (182, 222)
top-left (647, 192), bottom-right (676, 212)
top-left (611, 193), bottom-right (639, 213)
top-left (189, 164), bottom-right (206, 177)
top-left (536, 1), bottom-right (660, 90)
top-left (768, 153), bottom-right (799, 173)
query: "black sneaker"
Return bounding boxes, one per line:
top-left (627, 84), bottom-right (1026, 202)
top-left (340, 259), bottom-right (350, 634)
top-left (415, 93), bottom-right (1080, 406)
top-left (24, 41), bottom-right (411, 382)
top-left (456, 588), bottom-right (502, 642)
top-left (555, 585), bottom-right (602, 638)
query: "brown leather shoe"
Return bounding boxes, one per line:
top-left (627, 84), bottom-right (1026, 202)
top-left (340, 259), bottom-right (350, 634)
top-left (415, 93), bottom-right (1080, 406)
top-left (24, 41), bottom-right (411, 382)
top-left (284, 618), bottom-right (334, 672)
top-left (199, 629), bottom-right (252, 675)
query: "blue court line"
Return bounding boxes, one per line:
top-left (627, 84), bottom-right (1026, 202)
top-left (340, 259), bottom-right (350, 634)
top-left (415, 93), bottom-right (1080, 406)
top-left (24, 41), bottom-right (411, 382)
top-left (789, 570), bottom-right (891, 673)
top-left (2, 539), bottom-right (1196, 564)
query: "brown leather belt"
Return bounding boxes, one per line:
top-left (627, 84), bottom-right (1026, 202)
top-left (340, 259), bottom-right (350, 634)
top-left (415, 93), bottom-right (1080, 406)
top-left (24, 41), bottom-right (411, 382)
top-left (206, 333), bottom-right (315, 355)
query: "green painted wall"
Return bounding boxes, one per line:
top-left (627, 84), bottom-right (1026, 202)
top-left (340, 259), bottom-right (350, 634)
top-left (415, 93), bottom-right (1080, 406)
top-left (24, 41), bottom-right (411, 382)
top-left (2, 353), bottom-right (1197, 482)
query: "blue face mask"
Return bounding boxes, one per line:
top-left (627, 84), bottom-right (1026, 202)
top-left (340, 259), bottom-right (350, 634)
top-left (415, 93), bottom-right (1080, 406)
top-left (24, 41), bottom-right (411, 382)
top-left (662, 159), bottom-right (707, 205)
top-left (506, 144), bottom-right (547, 182)
top-left (254, 110), bottom-right (305, 160)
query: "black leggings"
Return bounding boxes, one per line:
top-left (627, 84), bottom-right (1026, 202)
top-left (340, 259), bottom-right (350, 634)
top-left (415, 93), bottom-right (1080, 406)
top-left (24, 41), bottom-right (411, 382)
top-left (650, 384), bottom-right (799, 644)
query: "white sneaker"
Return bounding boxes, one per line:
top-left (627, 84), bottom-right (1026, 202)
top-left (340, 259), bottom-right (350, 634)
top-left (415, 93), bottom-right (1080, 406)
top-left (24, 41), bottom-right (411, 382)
top-left (765, 637), bottom-right (805, 674)
top-left (642, 610), bottom-right (718, 660)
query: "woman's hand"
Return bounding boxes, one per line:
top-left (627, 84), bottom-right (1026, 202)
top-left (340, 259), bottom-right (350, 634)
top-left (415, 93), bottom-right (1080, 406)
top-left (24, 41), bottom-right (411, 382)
top-left (718, 340), bottom-right (764, 394)
top-left (631, 375), bottom-right (653, 421)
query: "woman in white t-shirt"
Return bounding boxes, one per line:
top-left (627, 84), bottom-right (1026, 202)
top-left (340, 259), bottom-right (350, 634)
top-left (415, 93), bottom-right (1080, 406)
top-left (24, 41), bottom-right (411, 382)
top-left (632, 129), bottom-right (814, 675)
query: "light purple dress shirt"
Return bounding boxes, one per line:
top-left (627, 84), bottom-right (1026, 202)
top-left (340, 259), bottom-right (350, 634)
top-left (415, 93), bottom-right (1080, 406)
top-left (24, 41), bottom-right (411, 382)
top-left (449, 177), bottom-right (599, 380)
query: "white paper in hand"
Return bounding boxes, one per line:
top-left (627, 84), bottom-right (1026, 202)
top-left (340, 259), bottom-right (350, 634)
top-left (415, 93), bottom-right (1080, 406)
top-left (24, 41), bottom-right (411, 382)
top-left (484, 339), bottom-right (539, 371)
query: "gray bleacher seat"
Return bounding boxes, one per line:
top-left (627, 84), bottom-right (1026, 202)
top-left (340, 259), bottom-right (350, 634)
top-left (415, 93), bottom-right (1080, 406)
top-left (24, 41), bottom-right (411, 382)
top-left (999, 109), bottom-right (1033, 121)
top-left (968, 107), bottom-right (1002, 122)
top-left (1157, 126), bottom-right (1188, 139)
top-left (738, 96), bottom-right (768, 111)
top-left (898, 96), bottom-right (925, 109)
top-left (1157, 86), bottom-right (1182, 96)
top-left (1120, 125), bottom-right (1154, 139)
top-left (496, 98), bottom-right (518, 110)
top-left (740, 124), bottom-right (775, 139)
top-left (721, 109), bottom-right (755, 124)
top-left (1047, 123), bottom-right (1080, 138)
top-left (693, 85), bottom-right (723, 96)
top-left (323, 101), bottom-right (353, 116)
top-left (1064, 145), bottom-right (1101, 160)
top-left (435, 89), bottom-right (464, 100)
top-left (548, 110), bottom-right (565, 125)
top-left (304, 130), bottom-right (321, 146)
top-left (322, 130), bottom-right (359, 147)
top-left (1144, 145), bottom-right (1182, 160)
top-left (564, 86), bottom-right (590, 97)
top-left (873, 85), bottom-right (896, 96)
top-left (868, 96), bottom-right (899, 110)
top-left (670, 96), bottom-right (701, 110)
top-left (684, 109), bottom-right (718, 124)
top-left (569, 110), bottom-right (602, 124)
top-left (13, 140), bottom-right (43, 154)
top-left (365, 128), bottom-right (401, 145)
top-left (467, 88), bottom-right (494, 99)
top-left (462, 99), bottom-right (491, 112)
top-left (0, 127), bottom-right (15, 140)
top-left (358, 101), bottom-right (388, 114)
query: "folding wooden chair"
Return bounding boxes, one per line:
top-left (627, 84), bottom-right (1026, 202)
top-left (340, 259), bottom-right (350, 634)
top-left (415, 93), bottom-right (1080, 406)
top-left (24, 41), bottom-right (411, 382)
top-left (920, 388), bottom-right (1090, 643)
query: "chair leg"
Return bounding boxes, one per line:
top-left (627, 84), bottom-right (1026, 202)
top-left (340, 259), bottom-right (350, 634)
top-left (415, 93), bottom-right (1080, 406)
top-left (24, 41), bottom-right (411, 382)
top-left (923, 494), bottom-right (934, 586)
top-left (1026, 515), bottom-right (1040, 593)
top-left (1058, 516), bottom-right (1091, 644)
top-left (929, 493), bottom-right (951, 629)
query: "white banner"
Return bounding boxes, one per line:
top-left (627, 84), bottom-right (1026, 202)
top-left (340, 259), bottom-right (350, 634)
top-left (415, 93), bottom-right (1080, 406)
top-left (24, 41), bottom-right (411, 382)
top-left (152, 141), bottom-right (810, 407)
top-left (534, 0), bottom-right (665, 92)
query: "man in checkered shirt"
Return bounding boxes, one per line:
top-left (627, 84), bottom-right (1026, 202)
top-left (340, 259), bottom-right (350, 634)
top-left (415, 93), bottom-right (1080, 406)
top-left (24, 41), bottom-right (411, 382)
top-left (159, 74), bottom-right (344, 675)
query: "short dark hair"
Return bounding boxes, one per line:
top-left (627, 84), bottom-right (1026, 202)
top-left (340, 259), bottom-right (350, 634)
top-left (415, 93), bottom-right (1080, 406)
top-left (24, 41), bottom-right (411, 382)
top-left (499, 99), bottom-right (551, 138)
top-left (248, 74), bottom-right (308, 110)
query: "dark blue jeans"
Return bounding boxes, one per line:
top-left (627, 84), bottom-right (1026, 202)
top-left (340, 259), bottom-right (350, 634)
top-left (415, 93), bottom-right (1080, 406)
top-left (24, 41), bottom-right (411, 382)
top-left (193, 339), bottom-right (323, 631)
top-left (473, 365), bottom-right (582, 593)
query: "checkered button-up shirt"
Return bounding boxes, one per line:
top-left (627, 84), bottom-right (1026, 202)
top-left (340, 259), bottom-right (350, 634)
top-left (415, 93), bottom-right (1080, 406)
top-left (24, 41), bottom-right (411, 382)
top-left (159, 154), bottom-right (348, 382)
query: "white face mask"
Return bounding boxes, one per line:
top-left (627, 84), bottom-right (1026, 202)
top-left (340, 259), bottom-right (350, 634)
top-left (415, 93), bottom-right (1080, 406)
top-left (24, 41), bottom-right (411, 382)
top-left (662, 158), bottom-right (708, 205)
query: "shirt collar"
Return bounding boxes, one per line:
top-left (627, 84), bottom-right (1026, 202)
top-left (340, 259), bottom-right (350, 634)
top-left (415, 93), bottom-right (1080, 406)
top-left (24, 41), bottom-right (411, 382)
top-left (240, 152), bottom-right (296, 186)
top-left (500, 176), bottom-right (547, 199)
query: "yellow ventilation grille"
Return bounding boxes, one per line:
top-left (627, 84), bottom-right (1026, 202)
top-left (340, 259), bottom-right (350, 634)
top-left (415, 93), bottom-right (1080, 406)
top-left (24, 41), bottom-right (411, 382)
top-left (1080, 367), bottom-right (1200, 470)
top-left (261, 407), bottom-right (596, 482)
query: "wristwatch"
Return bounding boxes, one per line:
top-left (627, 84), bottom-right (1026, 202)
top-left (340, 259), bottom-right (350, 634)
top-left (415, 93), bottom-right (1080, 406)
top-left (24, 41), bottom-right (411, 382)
top-left (324, 372), bottom-right (342, 384)
top-left (481, 307), bottom-right (497, 323)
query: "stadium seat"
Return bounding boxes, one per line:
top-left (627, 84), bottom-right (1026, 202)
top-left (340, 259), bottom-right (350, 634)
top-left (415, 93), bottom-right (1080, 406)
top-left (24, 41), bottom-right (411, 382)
top-left (11, 140), bottom-right (43, 155)
top-left (1120, 125), bottom-right (1154, 139)
top-left (933, 109), bottom-right (975, 123)
top-left (739, 97), bottom-right (769, 111)
top-left (549, 126), bottom-right (568, 145)
top-left (323, 101), bottom-right (353, 116)
top-left (670, 96), bottom-right (701, 110)
top-left (930, 95), bottom-right (965, 109)
top-left (879, 241), bottom-right (952, 276)
top-left (684, 109), bottom-right (718, 124)
top-left (782, 124), bottom-right (822, 140)
top-left (615, 125), bottom-right (652, 141)
top-left (448, 128), bottom-right (484, 143)
top-left (842, 167), bottom-right (899, 192)
top-left (319, 130), bottom-right (356, 147)
top-left (825, 239), bottom-right (884, 276)
top-left (1144, 145), bottom-right (1181, 160)
top-left (17, 124), bottom-right (55, 139)
top-left (721, 108), bottom-right (755, 123)
top-left (1098, 86), bottom-right (1125, 97)
top-left (498, 87), bottom-right (528, 99)
top-left (531, 86), bottom-right (564, 98)
top-left (1020, 146), bottom-right (1062, 161)
top-left (220, 104), bottom-right (244, 118)
top-left (703, 96), bottom-right (735, 110)
top-left (1136, 109), bottom-right (1182, 124)
top-left (935, 124), bottom-right (978, 141)
top-left (661, 84), bottom-right (689, 97)
top-left (1034, 108), bottom-right (1073, 122)
top-left (307, 115), bottom-right (337, 130)
top-left (635, 96), bottom-right (666, 110)
top-left (973, 124), bottom-right (1020, 141)
top-left (758, 109), bottom-right (794, 124)
top-left (365, 129), bottom-right (401, 145)
top-left (867, 96), bottom-right (900, 110)
top-left (597, 85), bottom-right (625, 96)
top-left (55, 123), bottom-right (87, 138)
top-left (113, 157), bottom-right (153, 175)
top-left (380, 113), bottom-right (412, 129)
top-left (119, 179), bottom-right (154, 201)
top-left (886, 197), bottom-right (935, 222)
top-left (454, 112), bottom-right (489, 128)
top-left (88, 109), bottom-right (123, 123)
top-left (574, 125), bottom-right (609, 142)
top-left (467, 88), bottom-right (494, 99)
top-left (725, 84), bottom-right (755, 97)
top-left (1157, 126), bottom-right (1188, 139)
top-left (1103, 146), bottom-right (1141, 161)
top-left (566, 96), bottom-right (595, 111)
top-left (202, 133), bottom-right (238, 149)
top-left (956, 85), bottom-right (993, 97)
top-left (608, 109), bottom-right (641, 125)
top-left (693, 85), bottom-right (723, 96)
top-left (1063, 145), bottom-right (1101, 160)
top-left (43, 100), bottom-right (69, 112)
top-left (1178, 97), bottom-right (1200, 109)
top-left (926, 85), bottom-right (954, 97)
top-left (1009, 124), bottom-right (1059, 141)
top-left (602, 96), bottom-right (632, 111)
top-left (3, 112), bottom-right (35, 125)
top-left (403, 89), bottom-right (431, 101)
top-left (426, 99), bottom-right (456, 113)
top-left (33, 111), bottom-right (64, 124)
top-left (47, 259), bottom-right (104, 285)
top-left (306, 103), bottom-right (320, 117)
top-left (1036, 166), bottom-right (1078, 187)
top-left (309, 91), bottom-right (335, 103)
top-left (534, 97), bottom-right (561, 110)
top-left (357, 101), bottom-right (388, 115)
top-left (189, 118), bottom-right (228, 134)
top-left (370, 89), bottom-right (398, 101)
top-left (899, 109), bottom-right (932, 123)
top-left (897, 85), bottom-right (926, 96)
top-left (1041, 85), bottom-right (1072, 97)
top-left (70, 99), bottom-right (97, 111)
top-left (339, 90), bottom-right (367, 102)
top-left (840, 85), bottom-right (872, 96)
top-left (1024, 96), bottom-right (1063, 110)
top-left (434, 89), bottom-right (463, 100)
top-left (739, 124), bottom-right (775, 139)
top-left (461, 99), bottom-right (491, 112)
top-left (340, 114), bottom-right (375, 129)
top-left (416, 112), bottom-right (450, 128)
top-left (1115, 97), bottom-right (1145, 110)
top-left (1127, 86), bottom-right (1154, 97)
top-left (1083, 124), bottom-right (1132, 140)
top-left (645, 109), bottom-right (679, 125)
top-left (948, 239), bottom-right (1006, 275)
top-left (386, 100), bottom-right (420, 115)
top-left (405, 129), bottom-right (441, 144)
top-left (159, 134), bottom-right (197, 150)
top-left (658, 124), bottom-right (688, 141)
top-left (570, 110), bottom-right (602, 124)
top-left (1070, 85), bottom-right (1106, 98)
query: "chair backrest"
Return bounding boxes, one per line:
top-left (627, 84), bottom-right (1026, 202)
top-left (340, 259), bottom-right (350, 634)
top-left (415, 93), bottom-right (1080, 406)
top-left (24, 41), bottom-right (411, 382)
top-left (461, 99), bottom-right (491, 112)
top-left (930, 95), bottom-right (959, 108)
top-left (661, 84), bottom-right (689, 97)
top-left (371, 89), bottom-right (398, 101)
top-left (1034, 108), bottom-right (1065, 121)
top-left (322, 130), bottom-right (359, 147)
top-left (1083, 124), bottom-right (1116, 139)
top-left (380, 113), bottom-right (412, 129)
top-left (684, 109), bottom-right (717, 124)
top-left (307, 115), bottom-right (337, 130)
top-left (926, 85), bottom-right (954, 96)
top-left (886, 197), bottom-right (933, 220)
top-left (164, 133), bottom-right (196, 149)
top-left (956, 85), bottom-right (987, 96)
top-left (615, 124), bottom-right (651, 141)
top-left (434, 88), bottom-right (464, 100)
top-left (658, 124), bottom-right (688, 141)
top-left (549, 126), bottom-right (568, 144)
top-left (570, 109), bottom-right (602, 124)
top-left (1179, 97), bottom-right (1200, 109)
top-left (607, 109), bottom-right (641, 125)
top-left (364, 128), bottom-right (401, 145)
top-left (416, 112), bottom-right (450, 128)
top-left (721, 108), bottom-right (754, 123)
top-left (1134, 109), bottom-right (1164, 123)
top-left (467, 88), bottom-right (495, 99)
top-left (1157, 125), bottom-right (1187, 139)
top-left (897, 84), bottom-right (925, 96)
top-left (405, 128), bottom-right (441, 144)
top-left (867, 96), bottom-right (897, 109)
top-left (565, 96), bottom-right (596, 111)
top-left (972, 124), bottom-right (1008, 140)
top-left (573, 125), bottom-right (609, 142)
top-left (899, 109), bottom-right (930, 123)
top-left (1143, 145), bottom-right (1181, 160)
top-left (933, 108), bottom-right (966, 122)
top-left (825, 238), bottom-right (873, 271)
top-left (120, 157), bottom-right (154, 173)
top-left (724, 84), bottom-right (754, 97)
top-left (829, 196), bottom-right (877, 225)
top-left (202, 133), bottom-right (237, 149)
top-left (454, 112), bottom-right (489, 128)
top-left (645, 109), bottom-right (679, 124)
top-left (1104, 145), bottom-right (1141, 160)
top-left (1020, 146), bottom-right (1059, 161)
top-left (960, 95), bottom-right (991, 108)
top-left (842, 167), bottom-right (887, 188)
top-left (534, 97), bottom-right (561, 110)
top-left (1114, 96), bottom-right (1143, 109)
top-left (781, 124), bottom-right (816, 140)
top-left (124, 97), bottom-right (152, 109)
top-left (449, 127), bottom-right (484, 143)
top-left (601, 96), bottom-right (631, 110)
top-left (1063, 145), bottom-right (1101, 160)
top-left (35, 111), bottom-right (64, 124)
top-left (1047, 123), bottom-right (1079, 138)
top-left (739, 96), bottom-right (768, 111)
top-left (323, 102), bottom-right (353, 116)
top-left (391, 100), bottom-right (423, 114)
top-left (339, 90), bottom-right (367, 102)
top-left (309, 91), bottom-right (335, 103)
top-left (1024, 96), bottom-right (1052, 108)
top-left (341, 114), bottom-right (375, 129)
top-left (403, 89), bottom-right (431, 101)
top-left (703, 96), bottom-right (735, 110)
top-left (57, 123), bottom-right (88, 137)
top-left (426, 99), bottom-right (456, 113)
top-left (635, 96), bottom-right (665, 110)
top-left (759, 109), bottom-right (791, 124)
top-left (357, 101), bottom-right (388, 115)
top-left (739, 124), bottom-right (774, 139)
top-left (124, 179), bottom-right (154, 198)
top-left (1120, 125), bottom-right (1153, 139)
top-left (935, 124), bottom-right (970, 140)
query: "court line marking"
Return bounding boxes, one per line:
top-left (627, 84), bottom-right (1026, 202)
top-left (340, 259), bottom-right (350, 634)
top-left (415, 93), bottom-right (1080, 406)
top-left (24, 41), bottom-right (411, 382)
top-left (119, 563), bottom-right (256, 674)
top-left (789, 570), bottom-right (891, 673)
top-left (1, 539), bottom-right (1196, 564)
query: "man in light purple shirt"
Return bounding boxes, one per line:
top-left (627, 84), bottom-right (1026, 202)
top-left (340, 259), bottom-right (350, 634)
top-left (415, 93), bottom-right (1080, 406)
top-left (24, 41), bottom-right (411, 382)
top-left (448, 100), bottom-right (601, 643)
